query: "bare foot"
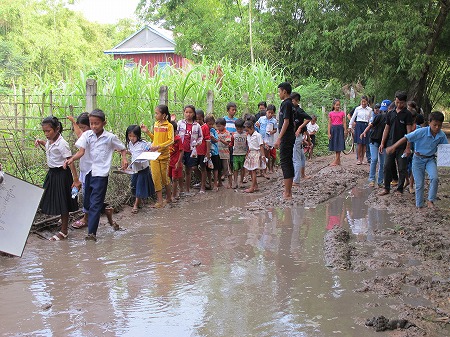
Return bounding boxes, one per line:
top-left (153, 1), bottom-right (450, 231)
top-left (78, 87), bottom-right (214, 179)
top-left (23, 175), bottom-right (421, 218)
top-left (330, 162), bottom-right (338, 166)
top-left (302, 175), bottom-right (311, 180)
top-left (427, 201), bottom-right (435, 208)
top-left (244, 188), bottom-right (255, 193)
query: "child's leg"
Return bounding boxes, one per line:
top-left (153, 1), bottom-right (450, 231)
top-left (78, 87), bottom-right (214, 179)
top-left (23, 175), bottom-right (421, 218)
top-left (87, 176), bottom-right (109, 236)
top-left (240, 167), bottom-right (245, 184)
top-left (335, 151), bottom-right (341, 165)
top-left (425, 158), bottom-right (439, 207)
top-left (213, 169), bottom-right (219, 190)
top-left (60, 213), bottom-right (69, 236)
top-left (165, 182), bottom-right (172, 203)
top-left (412, 157), bottom-right (425, 207)
top-left (132, 197), bottom-right (141, 213)
top-left (233, 170), bottom-right (238, 188)
top-left (251, 170), bottom-right (258, 190)
top-left (185, 166), bottom-right (192, 192)
top-left (200, 166), bottom-right (207, 192)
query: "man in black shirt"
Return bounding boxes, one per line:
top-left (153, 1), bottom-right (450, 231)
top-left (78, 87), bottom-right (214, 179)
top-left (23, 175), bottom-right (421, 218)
top-left (274, 82), bottom-right (295, 199)
top-left (379, 91), bottom-right (413, 195)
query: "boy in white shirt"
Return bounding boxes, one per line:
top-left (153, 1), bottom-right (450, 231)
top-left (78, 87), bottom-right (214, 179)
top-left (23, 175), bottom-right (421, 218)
top-left (65, 109), bottom-right (128, 241)
top-left (306, 115), bottom-right (319, 159)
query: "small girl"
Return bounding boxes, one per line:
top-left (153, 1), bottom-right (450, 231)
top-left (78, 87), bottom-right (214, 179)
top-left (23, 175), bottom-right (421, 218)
top-left (306, 115), bottom-right (319, 159)
top-left (35, 116), bottom-right (79, 241)
top-left (177, 105), bottom-right (203, 194)
top-left (126, 125), bottom-right (155, 214)
top-left (205, 114), bottom-right (221, 191)
top-left (328, 99), bottom-right (347, 166)
top-left (141, 104), bottom-right (174, 208)
top-left (169, 120), bottom-right (184, 199)
top-left (243, 120), bottom-right (266, 193)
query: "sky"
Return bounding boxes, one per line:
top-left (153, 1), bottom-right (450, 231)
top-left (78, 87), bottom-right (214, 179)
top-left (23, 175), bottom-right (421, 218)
top-left (68, 0), bottom-right (141, 24)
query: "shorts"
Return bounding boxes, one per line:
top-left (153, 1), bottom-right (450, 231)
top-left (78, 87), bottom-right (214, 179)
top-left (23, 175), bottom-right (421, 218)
top-left (183, 151), bottom-right (198, 168)
top-left (198, 155), bottom-right (207, 169)
top-left (208, 154), bottom-right (220, 171)
top-left (233, 154), bottom-right (246, 171)
top-left (270, 147), bottom-right (277, 159)
top-left (220, 159), bottom-right (231, 177)
top-left (168, 165), bottom-right (183, 179)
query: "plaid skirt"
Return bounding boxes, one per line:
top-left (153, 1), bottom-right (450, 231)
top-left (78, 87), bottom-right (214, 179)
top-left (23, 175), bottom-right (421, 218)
top-left (40, 167), bottom-right (78, 215)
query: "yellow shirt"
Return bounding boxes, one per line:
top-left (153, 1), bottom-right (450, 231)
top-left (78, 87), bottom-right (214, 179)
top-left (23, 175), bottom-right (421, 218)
top-left (146, 120), bottom-right (174, 160)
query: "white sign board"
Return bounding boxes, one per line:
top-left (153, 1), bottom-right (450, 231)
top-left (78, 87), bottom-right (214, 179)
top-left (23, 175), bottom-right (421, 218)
top-left (0, 173), bottom-right (44, 256)
top-left (437, 144), bottom-right (450, 167)
top-left (135, 151), bottom-right (161, 161)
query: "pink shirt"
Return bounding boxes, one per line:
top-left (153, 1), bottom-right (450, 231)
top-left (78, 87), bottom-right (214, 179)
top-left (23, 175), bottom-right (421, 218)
top-left (329, 111), bottom-right (345, 126)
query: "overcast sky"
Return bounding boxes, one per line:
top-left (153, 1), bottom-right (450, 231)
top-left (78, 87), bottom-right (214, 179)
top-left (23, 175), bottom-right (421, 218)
top-left (68, 0), bottom-right (141, 24)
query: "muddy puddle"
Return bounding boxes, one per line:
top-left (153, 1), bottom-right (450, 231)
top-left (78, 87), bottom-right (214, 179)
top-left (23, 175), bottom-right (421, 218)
top-left (0, 186), bottom-right (425, 336)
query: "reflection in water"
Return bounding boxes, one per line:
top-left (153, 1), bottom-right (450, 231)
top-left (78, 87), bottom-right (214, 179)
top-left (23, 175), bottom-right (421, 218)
top-left (1, 188), bottom-right (393, 337)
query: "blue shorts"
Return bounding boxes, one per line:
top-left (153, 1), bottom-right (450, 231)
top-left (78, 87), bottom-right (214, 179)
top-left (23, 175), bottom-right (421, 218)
top-left (183, 151), bottom-right (198, 168)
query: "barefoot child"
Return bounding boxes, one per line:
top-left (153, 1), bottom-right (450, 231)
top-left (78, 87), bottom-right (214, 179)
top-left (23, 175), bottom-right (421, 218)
top-left (195, 109), bottom-right (211, 193)
top-left (328, 99), bottom-right (347, 166)
top-left (216, 117), bottom-right (233, 188)
top-left (169, 120), bottom-right (183, 199)
top-left (126, 125), bottom-right (155, 214)
top-left (306, 115), bottom-right (319, 159)
top-left (205, 114), bottom-right (220, 191)
top-left (64, 109), bottom-right (128, 241)
top-left (141, 104), bottom-right (174, 208)
top-left (243, 120), bottom-right (266, 193)
top-left (36, 116), bottom-right (80, 241)
top-left (256, 104), bottom-right (278, 176)
top-left (386, 111), bottom-right (447, 208)
top-left (231, 118), bottom-right (247, 188)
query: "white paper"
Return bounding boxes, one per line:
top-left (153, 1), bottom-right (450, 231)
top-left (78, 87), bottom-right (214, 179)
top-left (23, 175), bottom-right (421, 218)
top-left (0, 173), bottom-right (44, 256)
top-left (437, 144), bottom-right (450, 167)
top-left (134, 151), bottom-right (161, 161)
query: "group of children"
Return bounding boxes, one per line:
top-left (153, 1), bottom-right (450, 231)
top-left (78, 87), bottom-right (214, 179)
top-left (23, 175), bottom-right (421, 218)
top-left (327, 91), bottom-right (448, 209)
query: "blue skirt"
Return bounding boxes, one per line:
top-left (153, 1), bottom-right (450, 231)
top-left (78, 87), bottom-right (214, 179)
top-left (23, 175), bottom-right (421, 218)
top-left (131, 166), bottom-right (155, 199)
top-left (354, 121), bottom-right (369, 145)
top-left (329, 125), bottom-right (345, 152)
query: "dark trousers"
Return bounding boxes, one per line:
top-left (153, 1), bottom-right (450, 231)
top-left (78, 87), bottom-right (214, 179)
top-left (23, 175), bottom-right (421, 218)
top-left (84, 172), bottom-right (109, 235)
top-left (279, 138), bottom-right (295, 179)
top-left (384, 149), bottom-right (407, 192)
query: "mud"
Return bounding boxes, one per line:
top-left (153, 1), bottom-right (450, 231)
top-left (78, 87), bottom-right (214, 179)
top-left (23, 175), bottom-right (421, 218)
top-left (1, 127), bottom-right (450, 336)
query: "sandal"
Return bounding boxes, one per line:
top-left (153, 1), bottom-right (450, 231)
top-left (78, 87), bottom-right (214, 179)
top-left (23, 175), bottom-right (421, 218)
top-left (49, 231), bottom-right (68, 241)
top-left (152, 201), bottom-right (166, 209)
top-left (131, 207), bottom-right (139, 214)
top-left (71, 219), bottom-right (87, 229)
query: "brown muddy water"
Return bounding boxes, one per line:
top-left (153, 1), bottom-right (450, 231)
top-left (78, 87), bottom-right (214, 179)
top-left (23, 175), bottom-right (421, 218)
top-left (1, 187), bottom-right (414, 337)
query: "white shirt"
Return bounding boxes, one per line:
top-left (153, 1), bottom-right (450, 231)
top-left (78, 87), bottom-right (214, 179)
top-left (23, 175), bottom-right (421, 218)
top-left (46, 134), bottom-right (72, 168)
top-left (246, 131), bottom-right (264, 151)
top-left (128, 140), bottom-right (150, 172)
top-left (76, 130), bottom-right (125, 177)
top-left (349, 105), bottom-right (373, 127)
top-left (306, 122), bottom-right (319, 134)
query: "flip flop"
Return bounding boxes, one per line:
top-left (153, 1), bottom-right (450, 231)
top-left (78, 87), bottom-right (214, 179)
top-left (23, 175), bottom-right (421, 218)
top-left (71, 220), bottom-right (87, 229)
top-left (49, 231), bottom-right (68, 241)
top-left (131, 207), bottom-right (139, 214)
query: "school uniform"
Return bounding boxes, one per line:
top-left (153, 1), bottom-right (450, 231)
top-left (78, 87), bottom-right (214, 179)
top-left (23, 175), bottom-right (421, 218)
top-left (128, 140), bottom-right (155, 199)
top-left (405, 126), bottom-right (448, 207)
top-left (40, 134), bottom-right (78, 215)
top-left (76, 129), bottom-right (125, 235)
top-left (349, 105), bottom-right (372, 145)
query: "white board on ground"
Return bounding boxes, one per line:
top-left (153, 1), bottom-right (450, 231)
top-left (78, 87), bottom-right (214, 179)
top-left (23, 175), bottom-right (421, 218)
top-left (0, 173), bottom-right (44, 257)
top-left (437, 144), bottom-right (450, 167)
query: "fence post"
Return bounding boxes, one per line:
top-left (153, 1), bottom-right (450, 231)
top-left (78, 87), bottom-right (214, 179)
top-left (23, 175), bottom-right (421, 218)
top-left (86, 79), bottom-right (97, 113)
top-left (22, 88), bottom-right (26, 147)
top-left (41, 93), bottom-right (45, 117)
top-left (206, 90), bottom-right (214, 114)
top-left (159, 86), bottom-right (168, 106)
top-left (49, 90), bottom-right (53, 116)
top-left (266, 93), bottom-right (274, 104)
top-left (242, 92), bottom-right (249, 117)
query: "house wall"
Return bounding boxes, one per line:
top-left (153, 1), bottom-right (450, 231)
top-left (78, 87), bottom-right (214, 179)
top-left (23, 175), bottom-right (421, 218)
top-left (113, 53), bottom-right (188, 75)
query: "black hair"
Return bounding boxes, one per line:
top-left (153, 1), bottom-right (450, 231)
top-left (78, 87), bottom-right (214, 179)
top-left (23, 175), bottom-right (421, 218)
top-left (215, 117), bottom-right (226, 126)
top-left (290, 92), bottom-right (301, 101)
top-left (361, 95), bottom-right (369, 101)
top-left (226, 102), bottom-right (237, 111)
top-left (244, 120), bottom-right (254, 129)
top-left (125, 125), bottom-right (142, 145)
top-left (41, 116), bottom-right (63, 133)
top-left (205, 114), bottom-right (215, 124)
top-left (266, 104), bottom-right (276, 113)
top-left (395, 90), bottom-right (407, 102)
top-left (410, 109), bottom-right (417, 120)
top-left (235, 118), bottom-right (245, 128)
top-left (258, 101), bottom-right (267, 108)
top-left (332, 98), bottom-right (341, 111)
top-left (415, 113), bottom-right (425, 125)
top-left (156, 104), bottom-right (170, 118)
top-left (76, 112), bottom-right (90, 127)
top-left (170, 120), bottom-right (178, 131)
top-left (311, 115), bottom-right (317, 120)
top-left (278, 82), bottom-right (292, 94)
top-left (429, 111), bottom-right (444, 123)
top-left (89, 108), bottom-right (106, 121)
top-left (184, 104), bottom-right (196, 121)
top-left (244, 113), bottom-right (256, 123)
top-left (196, 109), bottom-right (205, 119)
top-left (407, 100), bottom-right (418, 112)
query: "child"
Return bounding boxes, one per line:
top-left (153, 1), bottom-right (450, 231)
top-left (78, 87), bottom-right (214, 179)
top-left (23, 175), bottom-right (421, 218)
top-left (386, 111), bottom-right (448, 208)
top-left (195, 109), bottom-right (211, 193)
top-left (231, 118), bottom-right (247, 188)
top-left (243, 120), bottom-right (266, 193)
top-left (67, 113), bottom-right (117, 229)
top-left (349, 95), bottom-right (372, 164)
top-left (306, 115), bottom-right (319, 159)
top-left (64, 109), bottom-right (128, 241)
top-left (205, 114), bottom-right (220, 191)
top-left (328, 99), bottom-right (347, 166)
top-left (126, 125), bottom-right (155, 214)
top-left (256, 104), bottom-right (278, 175)
top-left (177, 105), bottom-right (203, 194)
top-left (141, 104), bottom-right (174, 208)
top-left (169, 120), bottom-right (184, 200)
top-left (35, 116), bottom-right (80, 241)
top-left (216, 117), bottom-right (233, 188)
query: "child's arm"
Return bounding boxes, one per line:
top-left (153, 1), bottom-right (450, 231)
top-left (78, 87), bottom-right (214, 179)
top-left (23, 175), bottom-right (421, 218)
top-left (34, 139), bottom-right (46, 147)
top-left (386, 136), bottom-right (407, 155)
top-left (119, 149), bottom-right (128, 170)
top-left (64, 147), bottom-right (86, 167)
top-left (67, 115), bottom-right (83, 138)
top-left (176, 148), bottom-right (184, 169)
top-left (328, 116), bottom-right (332, 140)
top-left (342, 113), bottom-right (347, 135)
top-left (141, 124), bottom-right (154, 141)
top-left (379, 124), bottom-right (390, 153)
top-left (360, 123), bottom-right (373, 139)
top-left (68, 161), bottom-right (82, 190)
